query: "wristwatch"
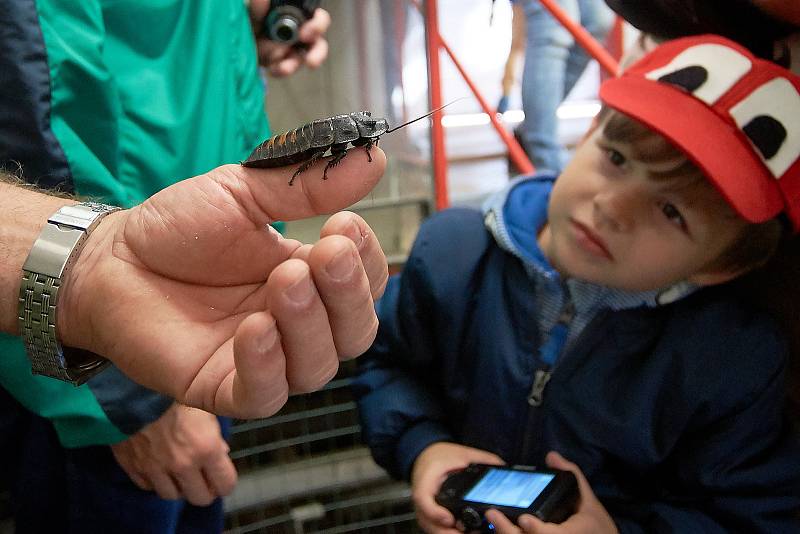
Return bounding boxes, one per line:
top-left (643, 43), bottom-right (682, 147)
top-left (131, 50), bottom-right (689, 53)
top-left (18, 202), bottom-right (121, 385)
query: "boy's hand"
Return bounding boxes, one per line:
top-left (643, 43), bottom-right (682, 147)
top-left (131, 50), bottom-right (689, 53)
top-left (411, 442), bottom-right (504, 533)
top-left (484, 452), bottom-right (618, 534)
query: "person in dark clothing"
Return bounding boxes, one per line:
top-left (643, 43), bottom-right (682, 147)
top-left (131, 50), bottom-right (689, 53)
top-left (605, 0), bottom-right (797, 61)
top-left (606, 0), bottom-right (800, 72)
top-left (354, 35), bottom-right (800, 533)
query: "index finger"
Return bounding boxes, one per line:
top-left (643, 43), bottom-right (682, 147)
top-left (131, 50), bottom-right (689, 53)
top-left (174, 467), bottom-right (216, 506)
top-left (320, 211), bottom-right (388, 300)
top-left (299, 7), bottom-right (331, 43)
top-left (203, 449), bottom-right (238, 497)
top-left (413, 479), bottom-right (457, 528)
top-left (303, 36), bottom-right (329, 70)
top-left (298, 8), bottom-right (331, 68)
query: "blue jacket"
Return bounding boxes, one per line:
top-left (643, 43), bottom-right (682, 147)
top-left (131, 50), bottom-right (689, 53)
top-left (354, 177), bottom-right (800, 533)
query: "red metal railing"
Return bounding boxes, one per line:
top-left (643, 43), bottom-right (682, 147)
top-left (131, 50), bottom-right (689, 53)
top-left (538, 0), bottom-right (620, 77)
top-left (421, 0), bottom-right (449, 210)
top-left (416, 0), bottom-right (621, 209)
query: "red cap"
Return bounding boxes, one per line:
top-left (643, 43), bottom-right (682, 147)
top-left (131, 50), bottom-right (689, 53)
top-left (600, 35), bottom-right (800, 232)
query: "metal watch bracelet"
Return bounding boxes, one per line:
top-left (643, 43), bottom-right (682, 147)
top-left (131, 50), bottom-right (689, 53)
top-left (17, 202), bottom-right (121, 385)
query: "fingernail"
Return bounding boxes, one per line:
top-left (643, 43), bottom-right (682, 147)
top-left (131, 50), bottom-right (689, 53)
top-left (258, 323), bottom-right (278, 350)
top-left (345, 220), bottom-right (366, 249)
top-left (285, 275), bottom-right (314, 304)
top-left (325, 248), bottom-right (356, 280)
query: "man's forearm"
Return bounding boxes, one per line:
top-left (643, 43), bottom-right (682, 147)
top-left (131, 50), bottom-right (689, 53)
top-left (0, 177), bottom-right (77, 334)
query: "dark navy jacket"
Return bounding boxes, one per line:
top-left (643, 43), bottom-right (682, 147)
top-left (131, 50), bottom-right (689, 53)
top-left (353, 206), bottom-right (800, 533)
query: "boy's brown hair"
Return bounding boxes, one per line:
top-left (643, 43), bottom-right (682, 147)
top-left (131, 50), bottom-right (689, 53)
top-left (596, 106), bottom-right (785, 275)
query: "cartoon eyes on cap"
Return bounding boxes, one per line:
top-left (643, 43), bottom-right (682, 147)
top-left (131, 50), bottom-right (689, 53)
top-left (730, 78), bottom-right (800, 179)
top-left (645, 44), bottom-right (752, 105)
top-left (645, 43), bottom-right (800, 179)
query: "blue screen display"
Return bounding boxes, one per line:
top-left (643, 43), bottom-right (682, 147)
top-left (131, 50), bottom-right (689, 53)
top-left (463, 469), bottom-right (554, 508)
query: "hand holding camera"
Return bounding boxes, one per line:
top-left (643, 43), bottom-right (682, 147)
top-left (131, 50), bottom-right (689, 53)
top-left (411, 442), bottom-right (506, 532)
top-left (262, 0), bottom-right (321, 46)
top-left (249, 0), bottom-right (330, 77)
top-left (413, 444), bottom-right (610, 533)
top-left (483, 452), bottom-right (620, 534)
top-left (435, 463), bottom-right (578, 532)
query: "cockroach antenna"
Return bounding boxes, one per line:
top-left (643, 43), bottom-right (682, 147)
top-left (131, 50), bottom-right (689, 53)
top-left (385, 98), bottom-right (466, 134)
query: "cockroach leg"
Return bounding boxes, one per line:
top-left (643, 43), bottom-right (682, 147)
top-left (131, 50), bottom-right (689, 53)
top-left (289, 149), bottom-right (326, 186)
top-left (364, 138), bottom-right (375, 162)
top-left (323, 145), bottom-right (349, 179)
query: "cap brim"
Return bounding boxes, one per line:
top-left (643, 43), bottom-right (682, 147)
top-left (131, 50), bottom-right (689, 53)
top-left (600, 76), bottom-right (783, 224)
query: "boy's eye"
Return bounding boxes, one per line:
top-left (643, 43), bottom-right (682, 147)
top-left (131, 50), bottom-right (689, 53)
top-left (607, 149), bottom-right (626, 166)
top-left (661, 202), bottom-right (686, 229)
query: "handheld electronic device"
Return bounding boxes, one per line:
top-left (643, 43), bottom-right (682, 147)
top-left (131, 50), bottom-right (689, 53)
top-left (435, 464), bottom-right (578, 531)
top-left (262, 0), bottom-right (321, 46)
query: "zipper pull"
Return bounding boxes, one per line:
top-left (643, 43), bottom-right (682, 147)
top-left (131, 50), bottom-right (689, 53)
top-left (528, 368), bottom-right (551, 406)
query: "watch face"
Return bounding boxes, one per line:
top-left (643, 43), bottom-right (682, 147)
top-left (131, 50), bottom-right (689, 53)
top-left (63, 349), bottom-right (110, 385)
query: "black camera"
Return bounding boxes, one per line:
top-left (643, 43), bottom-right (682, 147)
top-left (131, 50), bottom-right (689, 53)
top-left (435, 464), bottom-right (578, 532)
top-left (263, 0), bottom-right (321, 46)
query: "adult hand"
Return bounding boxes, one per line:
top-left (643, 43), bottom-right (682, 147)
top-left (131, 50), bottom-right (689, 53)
top-left (484, 452), bottom-right (619, 534)
top-left (111, 403), bottom-right (236, 506)
top-left (59, 147), bottom-right (388, 418)
top-left (249, 0), bottom-right (331, 77)
top-left (411, 442), bottom-right (505, 533)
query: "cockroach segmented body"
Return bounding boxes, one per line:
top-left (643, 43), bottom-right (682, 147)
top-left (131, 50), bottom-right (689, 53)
top-left (242, 111), bottom-right (389, 185)
top-left (241, 102), bottom-right (455, 185)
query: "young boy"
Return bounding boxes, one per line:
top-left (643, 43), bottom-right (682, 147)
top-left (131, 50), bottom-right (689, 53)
top-left (353, 35), bottom-right (800, 533)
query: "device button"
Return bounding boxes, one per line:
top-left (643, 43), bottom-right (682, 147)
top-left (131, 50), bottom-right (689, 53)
top-left (461, 507), bottom-right (483, 530)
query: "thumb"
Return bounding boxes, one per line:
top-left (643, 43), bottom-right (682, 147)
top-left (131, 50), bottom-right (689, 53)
top-left (235, 144), bottom-right (386, 221)
top-left (545, 451), bottom-right (596, 505)
top-left (473, 449), bottom-right (506, 466)
top-left (544, 451), bottom-right (574, 471)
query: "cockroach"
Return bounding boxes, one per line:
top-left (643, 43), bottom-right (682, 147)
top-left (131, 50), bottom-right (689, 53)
top-left (241, 104), bottom-right (452, 185)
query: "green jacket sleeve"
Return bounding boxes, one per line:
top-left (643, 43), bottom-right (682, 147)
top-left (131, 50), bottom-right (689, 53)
top-left (0, 335), bottom-right (172, 447)
top-left (0, 0), bottom-right (269, 446)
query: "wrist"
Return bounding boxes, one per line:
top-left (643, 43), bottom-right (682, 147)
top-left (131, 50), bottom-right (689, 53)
top-left (54, 208), bottom-right (124, 351)
top-left (0, 182), bottom-right (78, 334)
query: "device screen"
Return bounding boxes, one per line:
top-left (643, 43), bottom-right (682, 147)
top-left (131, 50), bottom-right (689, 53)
top-left (463, 468), bottom-right (555, 508)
